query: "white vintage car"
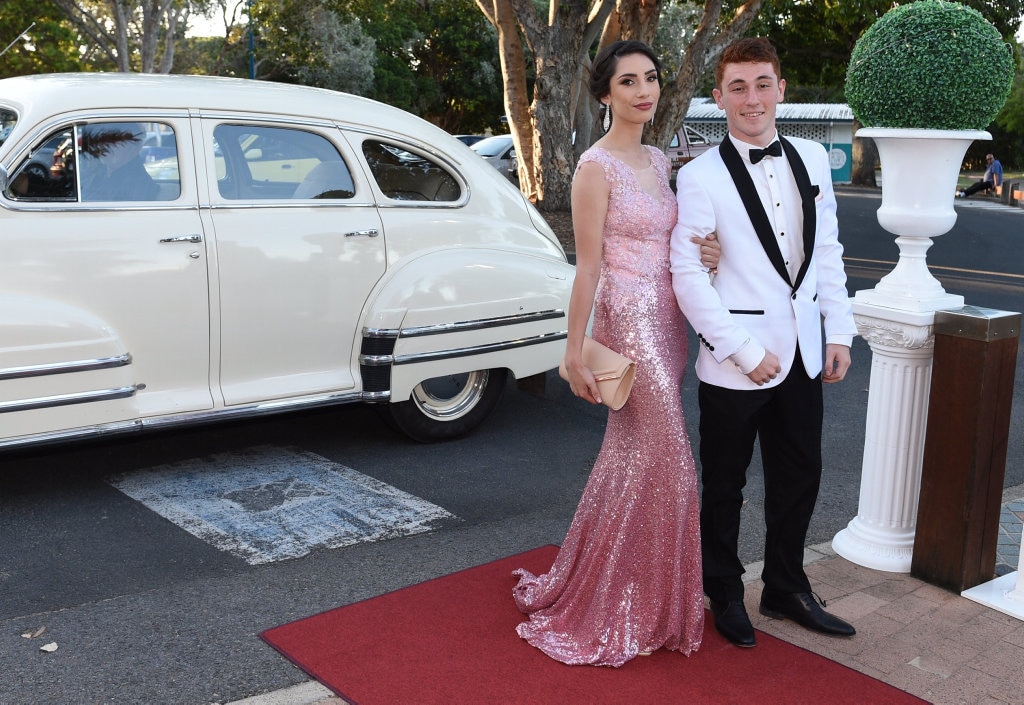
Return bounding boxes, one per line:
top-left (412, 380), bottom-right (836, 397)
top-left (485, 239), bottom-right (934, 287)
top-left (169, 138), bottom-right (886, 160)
top-left (0, 73), bottom-right (574, 447)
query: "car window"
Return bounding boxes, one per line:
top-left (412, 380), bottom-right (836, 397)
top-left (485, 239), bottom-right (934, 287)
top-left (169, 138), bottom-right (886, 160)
top-left (4, 128), bottom-right (77, 200)
top-left (77, 121), bottom-right (180, 202)
top-left (686, 127), bottom-right (710, 145)
top-left (4, 120), bottom-right (184, 203)
top-left (213, 124), bottom-right (354, 200)
top-left (362, 140), bottom-right (460, 202)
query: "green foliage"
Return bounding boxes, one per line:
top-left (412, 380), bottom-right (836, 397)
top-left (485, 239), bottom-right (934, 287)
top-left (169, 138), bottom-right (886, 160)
top-left (0, 0), bottom-right (82, 78)
top-left (294, 11), bottom-right (376, 95)
top-left (995, 46), bottom-right (1024, 134)
top-left (748, 0), bottom-right (1023, 105)
top-left (401, 0), bottom-right (503, 132)
top-left (748, 0), bottom-right (895, 102)
top-left (845, 0), bottom-right (1015, 129)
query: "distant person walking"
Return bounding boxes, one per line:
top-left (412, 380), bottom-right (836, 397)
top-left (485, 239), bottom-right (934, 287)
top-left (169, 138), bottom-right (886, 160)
top-left (959, 153), bottom-right (1003, 198)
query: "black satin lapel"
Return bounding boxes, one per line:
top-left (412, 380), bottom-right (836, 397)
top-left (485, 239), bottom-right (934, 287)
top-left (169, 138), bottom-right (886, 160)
top-left (718, 137), bottom-right (791, 286)
top-left (780, 137), bottom-right (816, 293)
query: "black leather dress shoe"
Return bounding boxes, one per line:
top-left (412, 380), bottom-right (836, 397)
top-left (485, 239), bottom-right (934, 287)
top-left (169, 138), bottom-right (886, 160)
top-left (710, 599), bottom-right (756, 647)
top-left (759, 591), bottom-right (856, 636)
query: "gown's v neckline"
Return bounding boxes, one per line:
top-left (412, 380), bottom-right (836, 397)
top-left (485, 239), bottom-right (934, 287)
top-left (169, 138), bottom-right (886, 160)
top-left (598, 146), bottom-right (664, 205)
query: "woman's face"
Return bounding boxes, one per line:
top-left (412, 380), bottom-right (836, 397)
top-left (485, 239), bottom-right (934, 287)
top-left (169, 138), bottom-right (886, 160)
top-left (603, 52), bottom-right (660, 127)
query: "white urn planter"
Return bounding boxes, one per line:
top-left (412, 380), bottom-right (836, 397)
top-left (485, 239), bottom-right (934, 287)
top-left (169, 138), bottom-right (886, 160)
top-left (833, 127), bottom-right (991, 572)
top-left (853, 127), bottom-right (989, 312)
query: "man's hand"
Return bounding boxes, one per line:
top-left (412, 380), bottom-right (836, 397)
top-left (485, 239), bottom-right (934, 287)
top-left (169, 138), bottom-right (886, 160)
top-left (747, 351), bottom-right (782, 386)
top-left (823, 344), bottom-right (851, 383)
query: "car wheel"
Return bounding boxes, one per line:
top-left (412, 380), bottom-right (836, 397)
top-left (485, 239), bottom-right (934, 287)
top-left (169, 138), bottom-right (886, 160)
top-left (387, 368), bottom-right (507, 442)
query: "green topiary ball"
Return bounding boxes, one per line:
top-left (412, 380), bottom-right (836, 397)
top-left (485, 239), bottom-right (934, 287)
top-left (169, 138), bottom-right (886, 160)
top-left (845, 0), bottom-right (1014, 130)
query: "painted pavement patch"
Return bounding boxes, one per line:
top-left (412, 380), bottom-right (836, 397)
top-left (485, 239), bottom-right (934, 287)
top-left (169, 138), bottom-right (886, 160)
top-left (107, 445), bottom-right (457, 565)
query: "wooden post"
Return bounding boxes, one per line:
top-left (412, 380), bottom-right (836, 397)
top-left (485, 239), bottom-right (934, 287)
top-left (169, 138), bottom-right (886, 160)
top-left (912, 307), bottom-right (1021, 592)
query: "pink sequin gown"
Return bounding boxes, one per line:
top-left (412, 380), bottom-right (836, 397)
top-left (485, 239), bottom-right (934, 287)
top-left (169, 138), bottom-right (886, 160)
top-left (513, 145), bottom-right (704, 666)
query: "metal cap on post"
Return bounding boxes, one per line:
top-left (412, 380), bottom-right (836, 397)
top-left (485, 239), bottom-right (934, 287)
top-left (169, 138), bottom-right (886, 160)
top-left (912, 306), bottom-right (1021, 592)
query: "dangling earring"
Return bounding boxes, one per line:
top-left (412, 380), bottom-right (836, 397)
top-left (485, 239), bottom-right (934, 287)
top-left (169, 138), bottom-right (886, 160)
top-left (601, 104), bottom-right (612, 133)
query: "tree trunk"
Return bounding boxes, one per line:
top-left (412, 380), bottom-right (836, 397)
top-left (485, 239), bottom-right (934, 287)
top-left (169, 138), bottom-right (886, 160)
top-left (479, 0), bottom-right (614, 211)
top-left (479, 1), bottom-right (538, 200)
top-left (613, 0), bottom-right (659, 41)
top-left (479, 0), bottom-right (767, 209)
top-left (851, 120), bottom-right (878, 187)
top-left (646, 0), bottom-right (764, 153)
top-left (53, 0), bottom-right (183, 73)
top-left (530, 5), bottom-right (590, 211)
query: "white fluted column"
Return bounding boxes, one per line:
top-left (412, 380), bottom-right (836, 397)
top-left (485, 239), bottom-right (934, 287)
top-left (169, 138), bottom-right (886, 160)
top-left (832, 128), bottom-right (984, 573)
top-left (832, 304), bottom-right (935, 572)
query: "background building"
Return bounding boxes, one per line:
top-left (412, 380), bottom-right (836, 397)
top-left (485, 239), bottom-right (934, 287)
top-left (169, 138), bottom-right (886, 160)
top-left (685, 99), bottom-right (855, 183)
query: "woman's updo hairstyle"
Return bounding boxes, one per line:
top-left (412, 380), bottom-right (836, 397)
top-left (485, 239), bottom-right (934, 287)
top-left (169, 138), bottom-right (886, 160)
top-left (588, 40), bottom-right (662, 101)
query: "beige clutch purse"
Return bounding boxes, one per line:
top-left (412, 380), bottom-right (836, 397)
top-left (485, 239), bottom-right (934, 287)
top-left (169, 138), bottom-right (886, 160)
top-left (558, 336), bottom-right (637, 411)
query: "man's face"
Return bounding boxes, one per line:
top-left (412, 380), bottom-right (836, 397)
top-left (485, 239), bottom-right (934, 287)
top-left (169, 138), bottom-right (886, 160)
top-left (712, 61), bottom-right (785, 147)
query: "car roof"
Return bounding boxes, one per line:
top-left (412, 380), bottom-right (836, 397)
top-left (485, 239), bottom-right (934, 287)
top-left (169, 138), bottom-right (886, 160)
top-left (0, 73), bottom-right (450, 143)
top-left (473, 135), bottom-right (512, 145)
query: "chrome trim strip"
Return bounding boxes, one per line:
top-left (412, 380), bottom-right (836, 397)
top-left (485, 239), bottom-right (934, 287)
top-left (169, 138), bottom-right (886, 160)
top-left (0, 353), bottom-right (132, 381)
top-left (0, 385), bottom-right (138, 414)
top-left (3, 202), bottom-right (199, 213)
top-left (359, 354), bottom-right (393, 366)
top-left (193, 111), bottom-right (336, 129)
top-left (398, 309), bottom-right (566, 338)
top-left (361, 391), bottom-right (391, 403)
top-left (207, 201), bottom-right (380, 210)
top-left (373, 201), bottom-right (466, 210)
top-left (0, 390), bottom-right (369, 450)
top-left (0, 420), bottom-right (143, 450)
top-left (361, 309), bottom-right (566, 341)
top-left (140, 390), bottom-right (365, 430)
top-left (393, 330), bottom-right (567, 365)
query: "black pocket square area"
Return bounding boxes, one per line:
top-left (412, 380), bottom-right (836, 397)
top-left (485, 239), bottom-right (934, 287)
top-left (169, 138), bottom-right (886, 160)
top-left (811, 184), bottom-right (820, 198)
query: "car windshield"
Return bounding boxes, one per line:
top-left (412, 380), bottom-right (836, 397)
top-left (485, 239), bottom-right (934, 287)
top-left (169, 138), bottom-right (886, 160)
top-left (471, 136), bottom-right (511, 157)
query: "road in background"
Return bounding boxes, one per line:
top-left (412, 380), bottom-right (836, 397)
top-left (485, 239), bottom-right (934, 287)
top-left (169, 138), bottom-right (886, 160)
top-left (0, 187), bottom-right (1021, 704)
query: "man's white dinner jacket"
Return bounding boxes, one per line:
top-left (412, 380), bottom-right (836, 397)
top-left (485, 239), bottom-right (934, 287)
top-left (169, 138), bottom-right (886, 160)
top-left (669, 134), bottom-right (856, 391)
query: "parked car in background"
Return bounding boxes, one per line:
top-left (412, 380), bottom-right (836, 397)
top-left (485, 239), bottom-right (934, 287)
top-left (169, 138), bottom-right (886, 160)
top-left (454, 134), bottom-right (486, 147)
top-left (0, 73), bottom-right (574, 449)
top-left (666, 125), bottom-right (716, 183)
top-left (470, 134), bottom-right (517, 183)
top-left (140, 124), bottom-right (178, 162)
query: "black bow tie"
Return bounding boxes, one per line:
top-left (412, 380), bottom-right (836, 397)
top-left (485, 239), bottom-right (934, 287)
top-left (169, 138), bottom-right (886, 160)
top-left (749, 141), bottom-right (783, 164)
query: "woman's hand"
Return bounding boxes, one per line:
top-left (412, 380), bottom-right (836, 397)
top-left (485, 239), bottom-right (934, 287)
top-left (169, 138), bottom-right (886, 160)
top-left (563, 356), bottom-right (603, 405)
top-left (690, 232), bottom-right (720, 273)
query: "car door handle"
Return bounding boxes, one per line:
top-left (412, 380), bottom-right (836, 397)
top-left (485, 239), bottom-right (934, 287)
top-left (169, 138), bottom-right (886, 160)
top-left (159, 235), bottom-right (203, 244)
top-left (344, 229), bottom-right (380, 238)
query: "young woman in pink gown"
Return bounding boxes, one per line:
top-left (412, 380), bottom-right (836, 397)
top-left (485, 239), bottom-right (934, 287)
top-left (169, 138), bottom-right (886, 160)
top-left (513, 40), bottom-right (713, 667)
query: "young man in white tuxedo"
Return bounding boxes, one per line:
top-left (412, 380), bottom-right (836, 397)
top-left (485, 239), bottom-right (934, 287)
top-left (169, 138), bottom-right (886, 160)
top-left (669, 37), bottom-right (858, 648)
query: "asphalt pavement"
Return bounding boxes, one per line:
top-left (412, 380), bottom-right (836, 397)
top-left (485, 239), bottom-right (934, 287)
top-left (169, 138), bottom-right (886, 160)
top-left (2, 186), bottom-right (1023, 704)
top-left (226, 188), bottom-right (1024, 705)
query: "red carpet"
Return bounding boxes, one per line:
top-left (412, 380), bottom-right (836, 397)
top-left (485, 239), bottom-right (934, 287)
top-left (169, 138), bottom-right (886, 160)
top-left (261, 546), bottom-right (926, 704)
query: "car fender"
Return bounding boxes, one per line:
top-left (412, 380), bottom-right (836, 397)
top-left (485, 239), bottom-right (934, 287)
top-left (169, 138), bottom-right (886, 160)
top-left (358, 249), bottom-right (575, 402)
top-left (0, 294), bottom-right (138, 440)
